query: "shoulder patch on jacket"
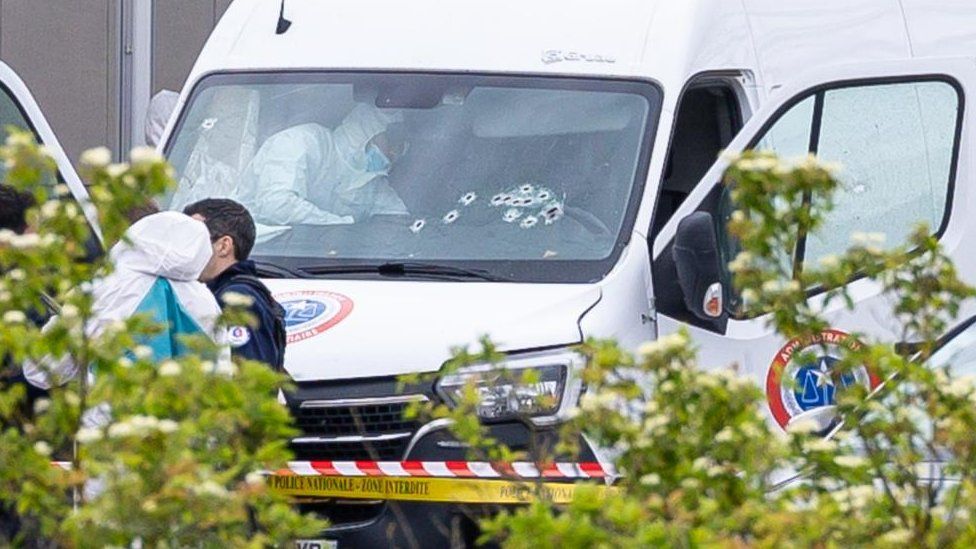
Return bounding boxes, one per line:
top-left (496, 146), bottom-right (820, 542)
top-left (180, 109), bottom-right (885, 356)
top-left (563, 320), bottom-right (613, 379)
top-left (227, 325), bottom-right (252, 347)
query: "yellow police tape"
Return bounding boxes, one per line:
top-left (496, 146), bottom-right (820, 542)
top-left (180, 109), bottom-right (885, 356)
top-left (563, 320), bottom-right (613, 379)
top-left (268, 474), bottom-right (615, 504)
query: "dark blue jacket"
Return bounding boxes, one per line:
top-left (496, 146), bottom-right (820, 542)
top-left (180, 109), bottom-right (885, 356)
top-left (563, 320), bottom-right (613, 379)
top-left (207, 260), bottom-right (283, 368)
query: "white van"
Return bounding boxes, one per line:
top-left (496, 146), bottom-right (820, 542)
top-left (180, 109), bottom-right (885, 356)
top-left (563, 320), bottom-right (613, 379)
top-left (7, 0), bottom-right (976, 545)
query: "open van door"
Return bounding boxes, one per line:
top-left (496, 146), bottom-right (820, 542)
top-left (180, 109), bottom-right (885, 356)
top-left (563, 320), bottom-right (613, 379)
top-left (0, 60), bottom-right (99, 237)
top-left (651, 57), bottom-right (976, 433)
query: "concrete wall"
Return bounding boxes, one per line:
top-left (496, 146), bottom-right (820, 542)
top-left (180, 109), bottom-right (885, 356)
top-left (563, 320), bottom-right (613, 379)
top-left (0, 0), bottom-right (230, 164)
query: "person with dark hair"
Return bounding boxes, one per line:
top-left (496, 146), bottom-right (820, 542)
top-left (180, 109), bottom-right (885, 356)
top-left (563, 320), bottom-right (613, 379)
top-left (0, 184), bottom-right (49, 414)
top-left (183, 198), bottom-right (286, 369)
top-left (0, 184), bottom-right (36, 234)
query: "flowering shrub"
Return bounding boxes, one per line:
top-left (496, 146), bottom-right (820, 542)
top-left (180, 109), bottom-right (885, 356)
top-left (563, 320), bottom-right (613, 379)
top-left (0, 130), bottom-right (322, 545)
top-left (434, 151), bottom-right (976, 547)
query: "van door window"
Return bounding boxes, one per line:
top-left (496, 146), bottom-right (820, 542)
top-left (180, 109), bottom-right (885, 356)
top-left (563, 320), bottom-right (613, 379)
top-left (724, 78), bottom-right (960, 281)
top-left (0, 84), bottom-right (35, 179)
top-left (721, 95), bottom-right (816, 278)
top-left (805, 81), bottom-right (958, 267)
top-left (755, 95), bottom-right (814, 157)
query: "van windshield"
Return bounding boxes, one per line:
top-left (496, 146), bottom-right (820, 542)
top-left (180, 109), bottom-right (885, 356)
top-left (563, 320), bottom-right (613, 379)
top-left (165, 72), bottom-right (660, 282)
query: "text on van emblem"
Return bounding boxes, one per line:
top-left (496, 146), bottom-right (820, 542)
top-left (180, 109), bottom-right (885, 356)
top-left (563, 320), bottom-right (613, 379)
top-left (542, 50), bottom-right (616, 65)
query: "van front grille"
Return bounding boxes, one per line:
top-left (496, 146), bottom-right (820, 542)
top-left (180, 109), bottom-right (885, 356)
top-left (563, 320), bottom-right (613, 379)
top-left (288, 394), bottom-right (428, 462)
top-left (290, 437), bottom-right (409, 461)
top-left (293, 399), bottom-right (421, 438)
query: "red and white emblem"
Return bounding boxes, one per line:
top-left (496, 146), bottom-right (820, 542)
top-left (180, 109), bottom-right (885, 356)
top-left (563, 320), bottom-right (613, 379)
top-left (276, 290), bottom-right (354, 344)
top-left (765, 329), bottom-right (881, 430)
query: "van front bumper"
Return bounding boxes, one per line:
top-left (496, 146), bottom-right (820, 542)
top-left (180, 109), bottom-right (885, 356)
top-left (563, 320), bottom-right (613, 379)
top-left (283, 379), bottom-right (604, 546)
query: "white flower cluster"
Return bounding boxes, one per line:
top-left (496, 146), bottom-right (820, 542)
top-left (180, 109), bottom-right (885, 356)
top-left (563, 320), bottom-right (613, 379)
top-left (132, 345), bottom-right (153, 361)
top-left (801, 437), bottom-right (837, 453)
top-left (80, 147), bottom-right (112, 168)
top-left (794, 153), bottom-right (842, 175)
top-left (945, 374), bottom-right (976, 402)
top-left (106, 163), bottom-right (129, 178)
top-left (159, 360), bottom-right (182, 377)
top-left (579, 390), bottom-right (622, 413)
top-left (692, 456), bottom-right (726, 477)
top-left (76, 426), bottom-right (103, 444)
top-left (831, 484), bottom-right (875, 512)
top-left (878, 529), bottom-right (913, 545)
top-left (643, 414), bottom-right (668, 435)
top-left (61, 304), bottom-right (80, 320)
top-left (3, 310), bottom-right (26, 323)
top-left (849, 231), bottom-right (886, 254)
top-left (93, 415), bottom-right (180, 440)
top-left (221, 291), bottom-right (254, 307)
top-left (761, 279), bottom-right (801, 294)
top-left (834, 454), bottom-right (868, 468)
top-left (736, 156), bottom-right (780, 173)
top-left (727, 251), bottom-right (754, 273)
top-left (729, 151), bottom-right (842, 176)
top-left (636, 332), bottom-right (689, 357)
top-left (817, 254), bottom-right (841, 270)
top-left (0, 229), bottom-right (44, 249)
top-left (191, 480), bottom-right (229, 498)
top-left (129, 146), bottom-right (163, 166)
top-left (786, 418), bottom-right (821, 435)
top-left (245, 471), bottom-right (265, 486)
top-left (714, 426), bottom-right (735, 443)
top-left (33, 441), bottom-right (52, 456)
top-left (40, 200), bottom-right (60, 219)
top-left (640, 473), bottom-right (660, 486)
top-left (5, 132), bottom-right (34, 148)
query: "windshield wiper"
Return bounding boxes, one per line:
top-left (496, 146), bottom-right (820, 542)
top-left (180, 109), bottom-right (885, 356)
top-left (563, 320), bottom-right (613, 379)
top-left (298, 262), bottom-right (510, 282)
top-left (252, 259), bottom-right (309, 279)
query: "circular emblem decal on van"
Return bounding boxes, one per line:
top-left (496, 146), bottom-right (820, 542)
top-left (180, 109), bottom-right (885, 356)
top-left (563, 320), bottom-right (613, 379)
top-left (765, 329), bottom-right (880, 430)
top-left (275, 290), bottom-right (354, 344)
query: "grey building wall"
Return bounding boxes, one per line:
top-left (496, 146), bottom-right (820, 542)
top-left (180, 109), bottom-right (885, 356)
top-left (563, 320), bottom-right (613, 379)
top-left (0, 0), bottom-right (231, 165)
top-left (0, 0), bottom-right (122, 165)
top-left (152, 0), bottom-right (232, 94)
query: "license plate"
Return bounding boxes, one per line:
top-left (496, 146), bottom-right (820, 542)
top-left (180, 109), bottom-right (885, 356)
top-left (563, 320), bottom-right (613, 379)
top-left (295, 540), bottom-right (338, 549)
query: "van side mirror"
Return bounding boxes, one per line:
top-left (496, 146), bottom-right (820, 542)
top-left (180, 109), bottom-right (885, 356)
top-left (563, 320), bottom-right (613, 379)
top-left (673, 212), bottom-right (726, 321)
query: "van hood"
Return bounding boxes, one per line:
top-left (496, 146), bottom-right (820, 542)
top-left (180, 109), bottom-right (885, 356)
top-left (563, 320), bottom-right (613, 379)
top-left (263, 278), bottom-right (601, 381)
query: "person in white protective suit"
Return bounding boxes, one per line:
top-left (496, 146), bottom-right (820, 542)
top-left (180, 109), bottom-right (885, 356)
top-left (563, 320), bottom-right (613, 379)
top-left (24, 211), bottom-right (230, 391)
top-left (237, 102), bottom-right (409, 226)
top-left (169, 87), bottom-right (262, 213)
top-left (144, 89), bottom-right (179, 148)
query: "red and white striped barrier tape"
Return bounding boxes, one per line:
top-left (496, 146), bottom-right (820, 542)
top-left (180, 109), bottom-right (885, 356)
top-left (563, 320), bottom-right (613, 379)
top-left (54, 460), bottom-right (617, 480)
top-left (277, 460), bottom-right (616, 479)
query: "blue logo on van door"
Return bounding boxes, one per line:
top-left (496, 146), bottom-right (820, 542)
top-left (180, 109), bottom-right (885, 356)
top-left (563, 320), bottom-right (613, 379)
top-left (273, 290), bottom-right (355, 343)
top-left (282, 300), bottom-right (327, 328)
top-left (792, 356), bottom-right (857, 411)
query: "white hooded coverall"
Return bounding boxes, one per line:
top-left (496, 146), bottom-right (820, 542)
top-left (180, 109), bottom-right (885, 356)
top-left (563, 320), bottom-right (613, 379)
top-left (238, 103), bottom-right (408, 226)
top-left (24, 211), bottom-right (229, 390)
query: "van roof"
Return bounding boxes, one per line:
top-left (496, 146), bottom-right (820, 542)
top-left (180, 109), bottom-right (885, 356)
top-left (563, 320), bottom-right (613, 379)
top-left (188, 0), bottom-right (802, 95)
top-left (192, 0), bottom-right (666, 78)
top-left (187, 0), bottom-right (976, 97)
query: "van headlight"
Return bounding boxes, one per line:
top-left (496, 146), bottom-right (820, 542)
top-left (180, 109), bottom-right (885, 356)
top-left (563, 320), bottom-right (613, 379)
top-left (435, 350), bottom-right (584, 425)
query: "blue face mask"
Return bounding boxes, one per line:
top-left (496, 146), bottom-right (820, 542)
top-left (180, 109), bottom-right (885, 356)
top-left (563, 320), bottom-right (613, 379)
top-left (365, 144), bottom-right (391, 173)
